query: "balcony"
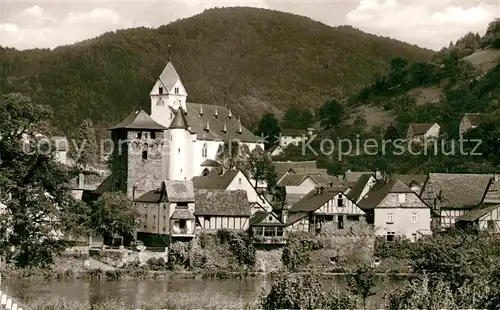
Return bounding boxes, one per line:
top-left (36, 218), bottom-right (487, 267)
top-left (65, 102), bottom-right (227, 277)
top-left (252, 226), bottom-right (287, 244)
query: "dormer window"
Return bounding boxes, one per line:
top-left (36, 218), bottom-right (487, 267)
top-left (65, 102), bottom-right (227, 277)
top-left (175, 87), bottom-right (179, 94)
top-left (159, 87), bottom-right (163, 94)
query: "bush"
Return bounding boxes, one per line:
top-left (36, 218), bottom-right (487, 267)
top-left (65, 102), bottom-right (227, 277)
top-left (282, 233), bottom-right (323, 271)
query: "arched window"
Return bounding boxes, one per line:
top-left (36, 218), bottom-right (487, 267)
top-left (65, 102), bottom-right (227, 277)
top-left (202, 142), bottom-right (208, 158)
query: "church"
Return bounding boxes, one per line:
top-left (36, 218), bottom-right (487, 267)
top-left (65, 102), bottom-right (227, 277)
top-left (109, 60), bottom-right (265, 200)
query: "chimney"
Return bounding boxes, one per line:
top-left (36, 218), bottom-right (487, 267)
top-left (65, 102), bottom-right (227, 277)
top-left (214, 107), bottom-right (218, 119)
top-left (205, 121), bottom-right (210, 132)
top-left (237, 117), bottom-right (242, 134)
top-left (228, 109), bottom-right (232, 119)
top-left (78, 173), bottom-right (84, 189)
top-left (199, 105), bottom-right (203, 117)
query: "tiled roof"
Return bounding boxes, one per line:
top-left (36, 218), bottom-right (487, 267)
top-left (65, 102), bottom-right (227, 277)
top-left (273, 161), bottom-right (318, 181)
top-left (185, 103), bottom-right (261, 143)
top-left (358, 179), bottom-right (414, 210)
top-left (164, 180), bottom-right (195, 202)
top-left (158, 61), bottom-right (181, 91)
top-left (109, 110), bottom-right (167, 131)
top-left (285, 212), bottom-right (309, 226)
top-left (456, 204), bottom-right (500, 222)
top-left (409, 123), bottom-right (437, 135)
top-left (135, 189), bottom-right (163, 203)
top-left (345, 173), bottom-right (373, 201)
top-left (194, 189), bottom-right (251, 216)
top-left (308, 175), bottom-right (345, 187)
top-left (463, 113), bottom-right (485, 126)
top-left (344, 171), bottom-right (372, 183)
top-left (192, 169), bottom-right (239, 190)
top-left (391, 174), bottom-right (427, 187)
top-left (171, 208), bottom-right (196, 220)
top-left (420, 173), bottom-right (493, 209)
top-left (277, 174), bottom-right (307, 186)
top-left (249, 211), bottom-right (285, 226)
top-left (200, 159), bottom-right (219, 167)
top-left (289, 185), bottom-right (350, 213)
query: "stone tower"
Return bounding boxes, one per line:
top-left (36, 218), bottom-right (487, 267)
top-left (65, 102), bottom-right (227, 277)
top-left (109, 110), bottom-right (167, 199)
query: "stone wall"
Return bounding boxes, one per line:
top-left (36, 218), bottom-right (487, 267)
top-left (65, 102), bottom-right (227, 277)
top-left (90, 248), bottom-right (168, 268)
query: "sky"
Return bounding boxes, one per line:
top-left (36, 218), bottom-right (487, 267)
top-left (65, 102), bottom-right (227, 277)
top-left (0, 0), bottom-right (499, 51)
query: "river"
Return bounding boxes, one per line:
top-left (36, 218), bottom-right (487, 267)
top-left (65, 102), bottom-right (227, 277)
top-left (2, 277), bottom-right (401, 308)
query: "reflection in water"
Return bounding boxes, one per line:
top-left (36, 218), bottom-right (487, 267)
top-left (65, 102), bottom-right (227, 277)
top-left (4, 277), bottom-right (399, 308)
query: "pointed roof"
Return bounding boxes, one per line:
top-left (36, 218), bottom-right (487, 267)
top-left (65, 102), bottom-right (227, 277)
top-left (109, 110), bottom-right (167, 130)
top-left (158, 61), bottom-right (181, 91)
top-left (358, 179), bottom-right (415, 210)
top-left (169, 108), bottom-right (189, 129)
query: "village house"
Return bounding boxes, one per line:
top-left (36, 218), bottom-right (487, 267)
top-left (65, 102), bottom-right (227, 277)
top-left (390, 174), bottom-right (427, 194)
top-left (407, 123), bottom-right (440, 143)
top-left (273, 160), bottom-right (320, 184)
top-left (51, 136), bottom-right (69, 165)
top-left (68, 173), bottom-right (101, 201)
top-left (279, 128), bottom-right (316, 148)
top-left (249, 211), bottom-right (287, 244)
top-left (459, 113), bottom-right (485, 136)
top-left (194, 189), bottom-right (251, 231)
top-left (134, 180), bottom-right (196, 246)
top-left (192, 168), bottom-right (273, 214)
top-left (420, 173), bottom-right (494, 230)
top-left (268, 145), bottom-right (285, 157)
top-left (345, 173), bottom-right (377, 204)
top-left (342, 170), bottom-right (374, 183)
top-left (358, 179), bottom-right (431, 241)
top-left (285, 185), bottom-right (366, 233)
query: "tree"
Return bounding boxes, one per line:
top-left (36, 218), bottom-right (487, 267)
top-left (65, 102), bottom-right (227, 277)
top-left (347, 264), bottom-right (377, 308)
top-left (215, 140), bottom-right (248, 173)
top-left (482, 18), bottom-right (500, 48)
top-left (318, 99), bottom-right (344, 129)
top-left (90, 191), bottom-right (138, 241)
top-left (255, 113), bottom-right (280, 150)
top-left (282, 108), bottom-right (314, 129)
top-left (72, 118), bottom-right (97, 168)
top-left (247, 145), bottom-right (276, 189)
top-left (0, 93), bottom-right (89, 268)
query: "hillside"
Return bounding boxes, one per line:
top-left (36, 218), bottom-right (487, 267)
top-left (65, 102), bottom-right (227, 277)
top-left (0, 7), bottom-right (434, 138)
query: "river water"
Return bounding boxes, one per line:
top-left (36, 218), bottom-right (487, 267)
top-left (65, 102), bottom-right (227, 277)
top-left (2, 277), bottom-right (399, 308)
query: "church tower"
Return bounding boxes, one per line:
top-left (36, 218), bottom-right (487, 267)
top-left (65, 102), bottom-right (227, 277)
top-left (109, 110), bottom-right (167, 199)
top-left (149, 60), bottom-right (188, 128)
top-left (167, 108), bottom-right (190, 180)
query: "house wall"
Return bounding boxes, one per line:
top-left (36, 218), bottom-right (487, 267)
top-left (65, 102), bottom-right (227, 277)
top-left (227, 171), bottom-right (272, 212)
top-left (150, 78), bottom-right (188, 127)
top-left (196, 215), bottom-right (249, 231)
top-left (55, 150), bottom-right (68, 165)
top-left (459, 117), bottom-right (477, 136)
top-left (357, 175), bottom-right (377, 202)
top-left (478, 206), bottom-right (500, 232)
top-left (279, 135), bottom-right (305, 148)
top-left (440, 209), bottom-right (468, 228)
top-left (375, 192), bottom-right (431, 239)
top-left (425, 124), bottom-right (440, 138)
top-left (136, 202), bottom-right (195, 235)
top-left (298, 177), bottom-right (319, 190)
top-left (314, 192), bottom-right (365, 215)
top-left (289, 217), bottom-right (310, 232)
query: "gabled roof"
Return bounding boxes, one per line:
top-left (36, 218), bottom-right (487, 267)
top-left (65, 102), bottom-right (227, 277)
top-left (171, 208), bottom-right (195, 220)
top-left (391, 174), bottom-right (427, 187)
top-left (169, 108), bottom-right (189, 129)
top-left (192, 168), bottom-right (240, 190)
top-left (343, 171), bottom-right (372, 183)
top-left (135, 180), bottom-right (195, 203)
top-left (358, 179), bottom-right (414, 210)
top-left (420, 173), bottom-right (493, 209)
top-left (289, 185), bottom-right (350, 213)
top-left (194, 189), bottom-right (251, 216)
top-left (185, 103), bottom-right (261, 143)
top-left (277, 174), bottom-right (307, 186)
top-left (345, 173), bottom-right (374, 201)
top-left (307, 175), bottom-right (345, 187)
top-left (273, 161), bottom-right (318, 181)
top-left (408, 123), bottom-right (438, 135)
top-left (456, 203), bottom-right (500, 222)
top-left (158, 61), bottom-right (181, 91)
top-left (249, 211), bottom-right (285, 226)
top-left (463, 113), bottom-right (485, 126)
top-left (109, 110), bottom-right (167, 131)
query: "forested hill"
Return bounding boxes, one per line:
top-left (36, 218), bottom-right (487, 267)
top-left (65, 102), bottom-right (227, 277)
top-left (0, 7), bottom-right (434, 138)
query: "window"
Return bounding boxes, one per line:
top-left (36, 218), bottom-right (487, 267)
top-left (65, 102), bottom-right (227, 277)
top-left (137, 132), bottom-right (142, 139)
top-left (337, 215), bottom-right (344, 229)
top-left (144, 132), bottom-right (149, 139)
top-left (202, 143), bottom-right (208, 158)
top-left (487, 220), bottom-right (495, 230)
top-left (337, 194), bottom-right (344, 207)
top-left (238, 178), bottom-right (242, 185)
top-left (175, 87), bottom-right (179, 94)
top-left (151, 131), bottom-right (156, 139)
top-left (170, 112), bottom-right (172, 119)
top-left (177, 202), bottom-right (188, 207)
top-left (159, 87), bottom-right (163, 94)
top-left (178, 148), bottom-right (180, 153)
top-left (269, 216), bottom-right (273, 221)
top-left (346, 215), bottom-right (360, 222)
top-left (386, 213), bottom-right (394, 224)
top-left (142, 151), bottom-right (148, 160)
top-left (411, 212), bottom-right (418, 223)
top-left (179, 219), bottom-right (186, 229)
top-left (204, 216), bottom-right (211, 229)
top-left (398, 194), bottom-right (406, 203)
top-left (412, 233), bottom-right (417, 242)
top-left (387, 232), bottom-right (396, 242)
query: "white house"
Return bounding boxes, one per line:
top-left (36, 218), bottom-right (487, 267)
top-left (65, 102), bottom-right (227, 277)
top-left (407, 123), bottom-right (440, 143)
top-left (148, 61), bottom-right (265, 181)
top-left (359, 179), bottom-right (431, 241)
top-left (192, 168), bottom-right (273, 214)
